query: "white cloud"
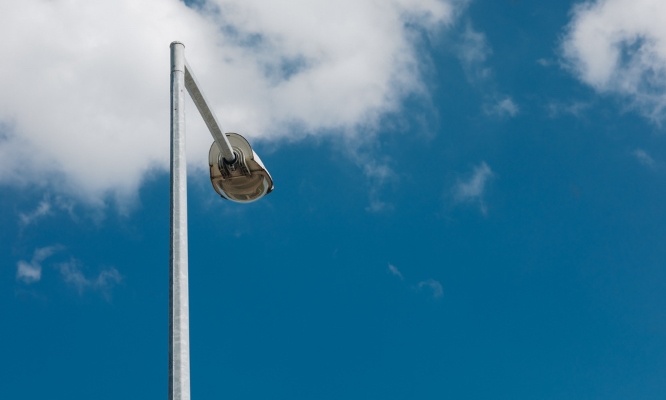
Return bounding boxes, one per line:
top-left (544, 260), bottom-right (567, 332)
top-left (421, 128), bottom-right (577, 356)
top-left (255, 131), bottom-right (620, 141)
top-left (388, 264), bottom-right (404, 280)
top-left (366, 199), bottom-right (394, 213)
top-left (453, 22), bottom-right (518, 119)
top-left (454, 162), bottom-right (492, 200)
top-left (19, 198), bottom-right (52, 227)
top-left (16, 246), bottom-right (62, 284)
top-left (0, 0), bottom-right (461, 205)
top-left (633, 148), bottom-right (656, 168)
top-left (15, 245), bottom-right (121, 296)
top-left (456, 22), bottom-right (493, 81)
top-left (453, 161), bottom-right (493, 214)
top-left (16, 261), bottom-right (41, 284)
top-left (417, 278), bottom-right (443, 298)
top-left (536, 58), bottom-right (554, 67)
top-left (545, 100), bottom-right (593, 118)
top-left (56, 260), bottom-right (122, 296)
top-left (561, 0), bottom-right (666, 124)
top-left (360, 158), bottom-right (396, 213)
top-left (484, 97), bottom-right (519, 118)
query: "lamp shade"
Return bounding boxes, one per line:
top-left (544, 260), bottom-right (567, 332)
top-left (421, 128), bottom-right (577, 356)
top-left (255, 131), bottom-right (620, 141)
top-left (208, 132), bottom-right (274, 203)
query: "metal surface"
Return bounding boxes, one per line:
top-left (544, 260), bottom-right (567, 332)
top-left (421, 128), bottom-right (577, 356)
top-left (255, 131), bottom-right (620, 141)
top-left (168, 41), bottom-right (275, 400)
top-left (184, 61), bottom-right (236, 163)
top-left (169, 41), bottom-right (191, 400)
top-left (208, 133), bottom-right (274, 203)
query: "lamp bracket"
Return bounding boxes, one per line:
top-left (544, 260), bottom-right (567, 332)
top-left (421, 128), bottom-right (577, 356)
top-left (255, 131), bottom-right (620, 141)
top-left (219, 148), bottom-right (251, 179)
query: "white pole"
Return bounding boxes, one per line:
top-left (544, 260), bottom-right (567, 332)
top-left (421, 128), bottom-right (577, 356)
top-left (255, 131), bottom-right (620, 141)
top-left (169, 41), bottom-right (191, 400)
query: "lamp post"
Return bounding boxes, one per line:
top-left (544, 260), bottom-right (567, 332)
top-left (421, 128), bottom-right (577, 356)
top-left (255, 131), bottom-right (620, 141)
top-left (169, 41), bottom-right (273, 400)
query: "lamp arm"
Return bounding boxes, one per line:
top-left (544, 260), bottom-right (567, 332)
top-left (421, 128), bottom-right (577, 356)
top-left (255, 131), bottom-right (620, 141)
top-left (183, 61), bottom-right (236, 163)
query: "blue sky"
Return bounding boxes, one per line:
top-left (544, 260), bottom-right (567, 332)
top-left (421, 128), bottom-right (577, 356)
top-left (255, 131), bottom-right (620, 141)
top-left (3, 0), bottom-right (666, 399)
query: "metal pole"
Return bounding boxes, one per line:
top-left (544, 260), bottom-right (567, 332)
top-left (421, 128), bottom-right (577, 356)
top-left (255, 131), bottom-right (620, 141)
top-left (169, 41), bottom-right (191, 400)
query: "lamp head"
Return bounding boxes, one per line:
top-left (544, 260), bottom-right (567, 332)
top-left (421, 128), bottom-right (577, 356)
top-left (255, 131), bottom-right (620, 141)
top-left (208, 132), bottom-right (274, 203)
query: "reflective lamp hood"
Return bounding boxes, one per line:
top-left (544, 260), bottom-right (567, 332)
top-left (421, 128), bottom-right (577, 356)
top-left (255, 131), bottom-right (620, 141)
top-left (209, 132), bottom-right (274, 203)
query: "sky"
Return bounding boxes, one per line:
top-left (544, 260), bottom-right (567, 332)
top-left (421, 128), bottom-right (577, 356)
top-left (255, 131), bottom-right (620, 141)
top-left (2, 0), bottom-right (666, 398)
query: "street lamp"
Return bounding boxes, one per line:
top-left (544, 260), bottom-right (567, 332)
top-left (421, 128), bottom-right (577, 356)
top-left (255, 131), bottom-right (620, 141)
top-left (169, 41), bottom-right (274, 400)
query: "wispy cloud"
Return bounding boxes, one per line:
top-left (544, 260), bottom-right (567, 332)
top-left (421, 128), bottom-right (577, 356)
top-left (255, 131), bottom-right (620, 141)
top-left (454, 22), bottom-right (519, 119)
top-left (16, 261), bottom-right (42, 284)
top-left (561, 0), bottom-right (666, 124)
top-left (387, 263), bottom-right (443, 299)
top-left (362, 159), bottom-right (396, 213)
top-left (16, 246), bottom-right (62, 284)
top-left (545, 100), bottom-right (593, 119)
top-left (387, 264), bottom-right (404, 280)
top-left (366, 199), bottom-right (394, 213)
top-left (453, 162), bottom-right (494, 214)
top-left (633, 148), bottom-right (657, 169)
top-left (484, 96), bottom-right (520, 118)
top-left (456, 22), bottom-right (493, 82)
top-left (19, 199), bottom-right (52, 228)
top-left (16, 246), bottom-right (122, 298)
top-left (417, 279), bottom-right (444, 299)
top-left (56, 259), bottom-right (122, 298)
